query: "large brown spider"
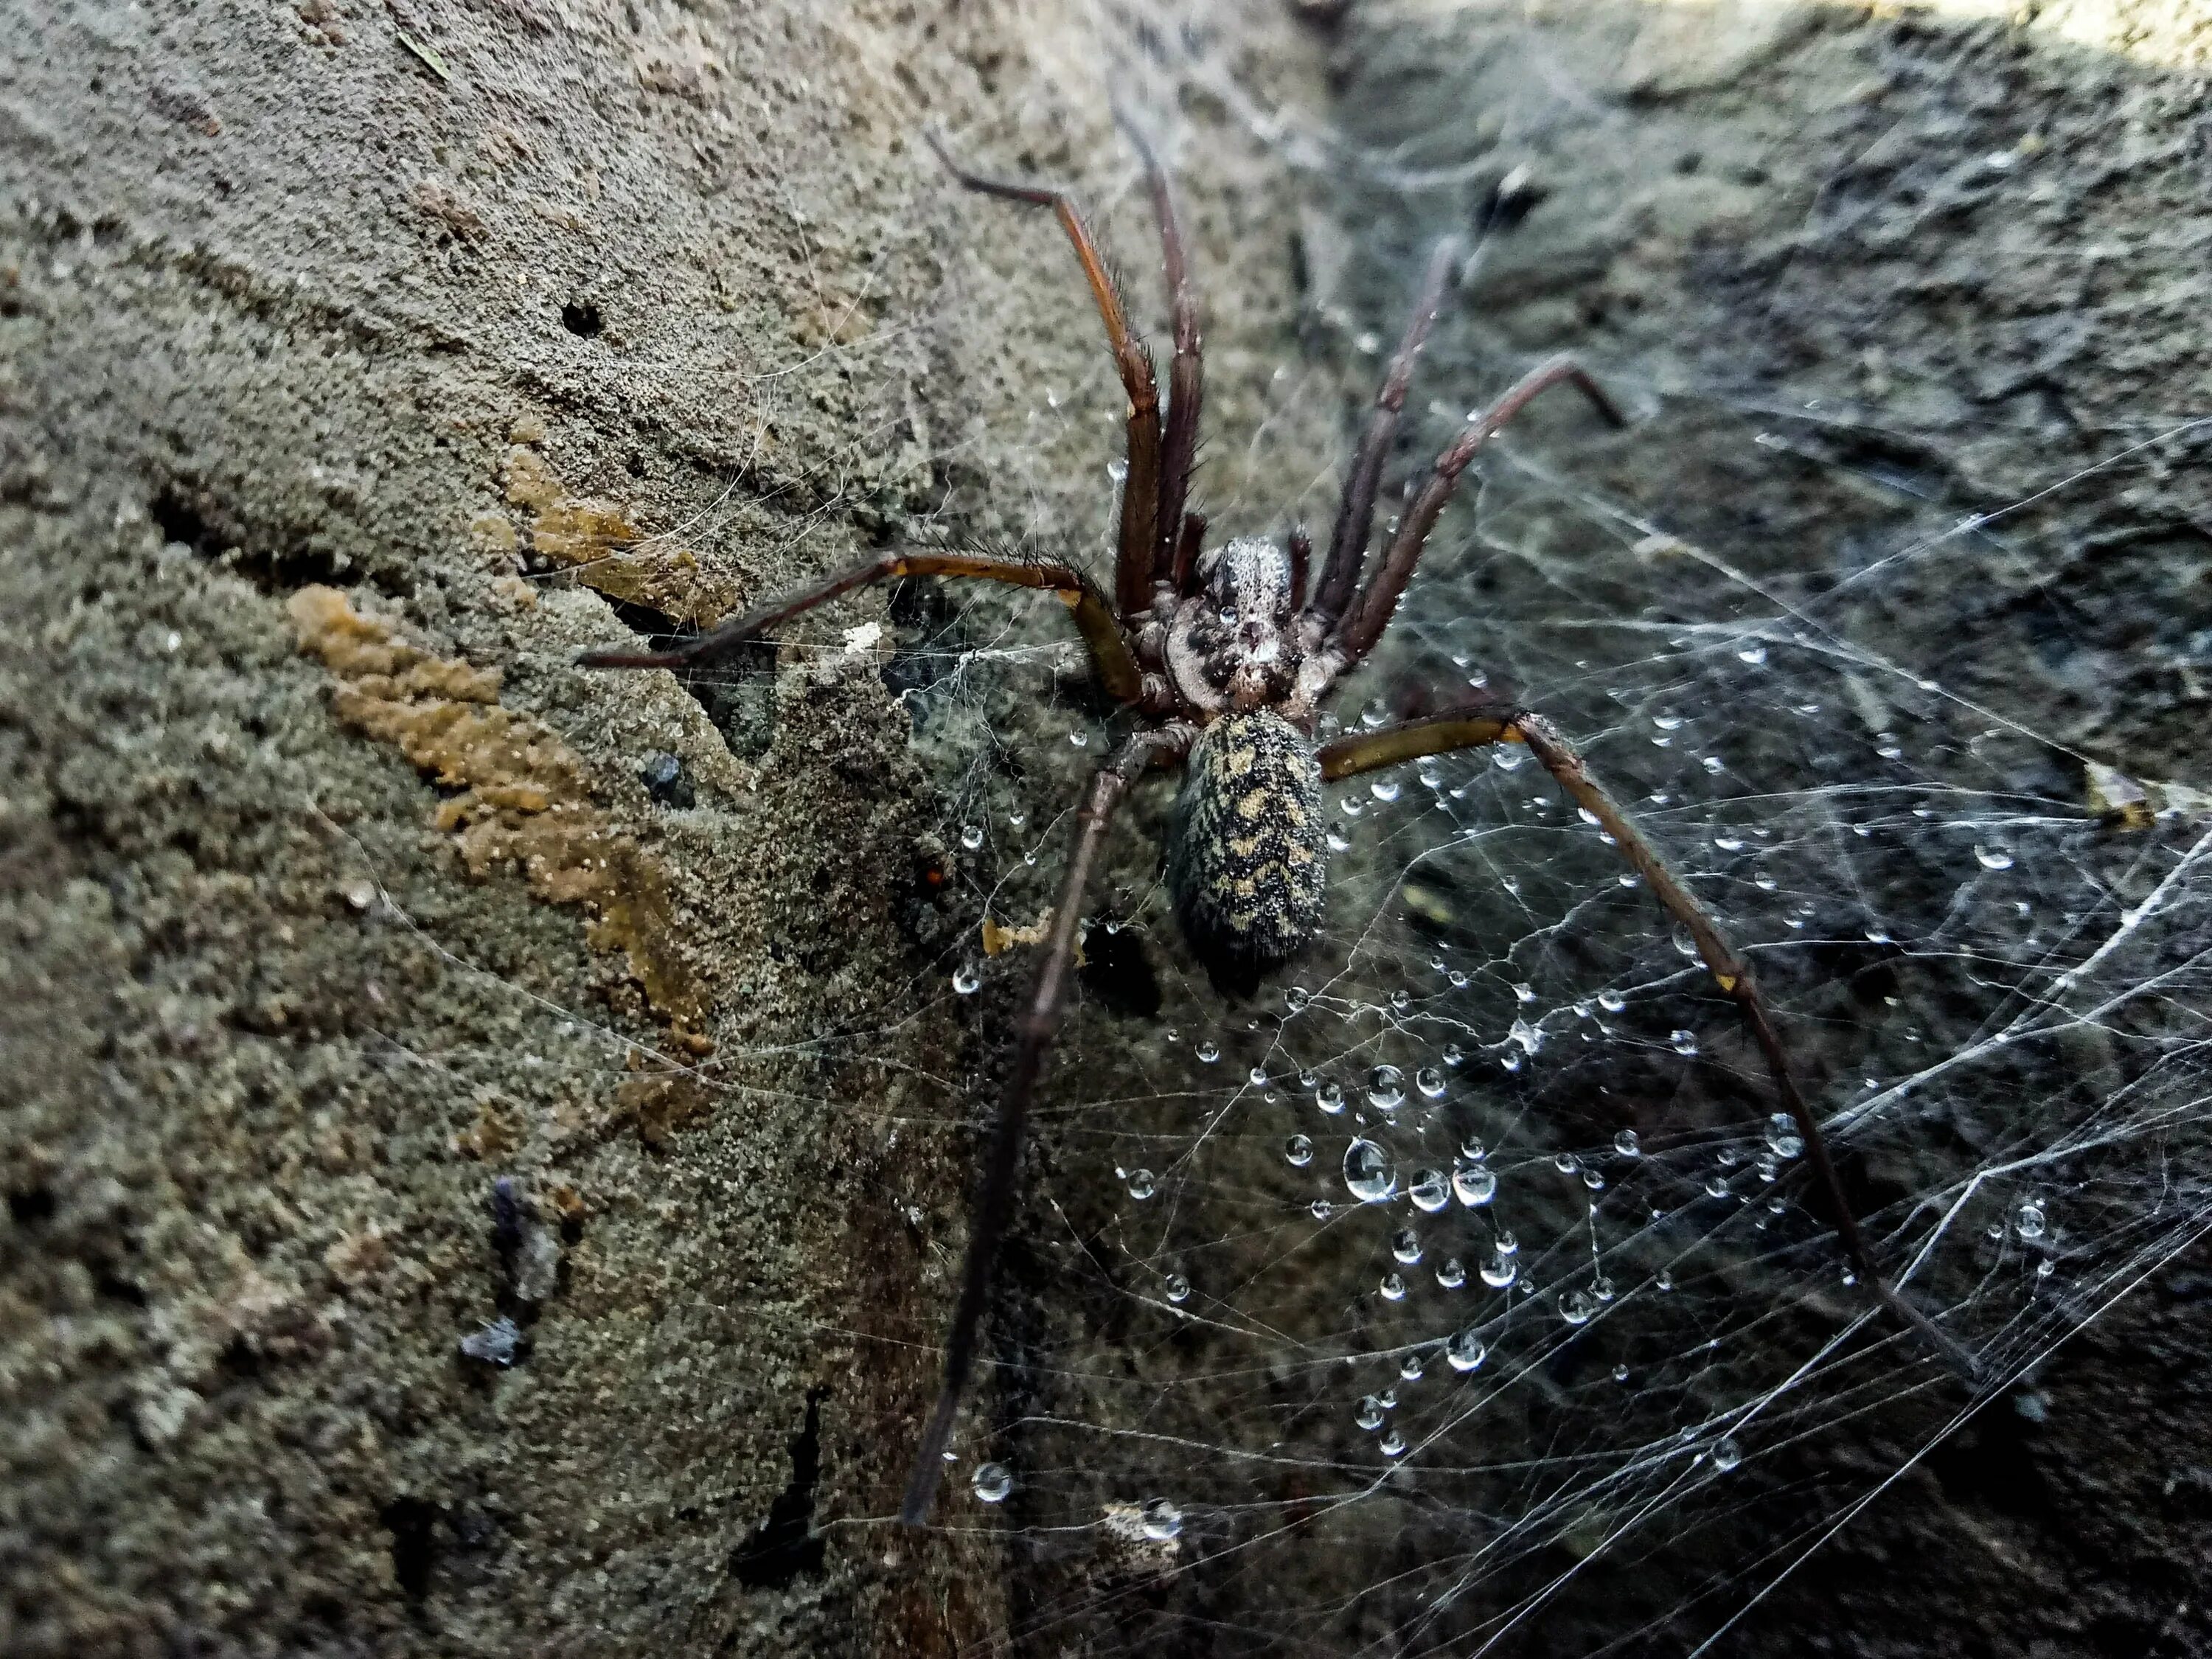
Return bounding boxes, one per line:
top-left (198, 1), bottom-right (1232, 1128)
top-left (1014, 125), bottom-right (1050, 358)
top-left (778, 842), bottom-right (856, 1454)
top-left (581, 125), bottom-right (1969, 1525)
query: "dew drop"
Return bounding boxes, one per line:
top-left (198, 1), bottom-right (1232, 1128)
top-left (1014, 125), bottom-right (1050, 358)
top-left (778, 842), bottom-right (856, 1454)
top-left (1614, 1128), bottom-right (1642, 1158)
top-left (1444, 1328), bottom-right (1487, 1371)
top-left (1195, 1039), bottom-right (1220, 1063)
top-left (1315, 1079), bottom-right (1346, 1115)
top-left (1379, 1272), bottom-right (1408, 1301)
top-left (1284, 1134), bottom-right (1314, 1167)
top-left (1435, 1257), bottom-right (1467, 1289)
top-left (1164, 1273), bottom-right (1191, 1304)
top-left (1391, 1228), bottom-right (1423, 1265)
top-left (1598, 989), bottom-right (1627, 1013)
top-left (1380, 1429), bottom-right (1406, 1457)
top-left (1415, 1065), bottom-right (1446, 1099)
top-left (2015, 1200), bottom-right (2047, 1241)
top-left (1366, 1065), bottom-right (1405, 1110)
top-left (1355, 1395), bottom-right (1385, 1430)
top-left (1409, 1168), bottom-right (1450, 1212)
top-left (1764, 1113), bottom-right (1804, 1159)
top-left (1559, 1289), bottom-right (1595, 1326)
top-left (1125, 1169), bottom-right (1156, 1200)
top-left (1669, 1029), bottom-right (1699, 1057)
top-left (1452, 1162), bottom-right (1498, 1206)
top-left (1284, 985), bottom-right (1311, 1014)
top-left (1106, 459), bottom-right (1130, 482)
top-left (953, 963), bottom-right (981, 995)
top-left (1480, 1252), bottom-right (1518, 1290)
top-left (1974, 844), bottom-right (2015, 872)
top-left (1248, 1065), bottom-right (1268, 1086)
top-left (1140, 1497), bottom-right (1183, 1540)
top-left (971, 1461), bottom-right (1013, 1503)
top-left (1343, 1138), bottom-right (1397, 1203)
top-left (1069, 730), bottom-right (1089, 748)
top-left (1399, 1354), bottom-right (1425, 1382)
top-left (1711, 1437), bottom-right (1742, 1472)
top-left (1370, 778), bottom-right (1401, 804)
top-left (959, 824), bottom-right (984, 850)
top-left (1736, 644), bottom-right (1767, 666)
top-left (1310, 1197), bottom-right (1333, 1220)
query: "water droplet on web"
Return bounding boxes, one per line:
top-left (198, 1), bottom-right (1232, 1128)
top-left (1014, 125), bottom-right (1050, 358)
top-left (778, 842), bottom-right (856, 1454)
top-left (1355, 1395), bottom-right (1385, 1430)
top-left (1370, 777), bottom-right (1401, 804)
top-left (1315, 1079), bottom-right (1345, 1115)
top-left (1453, 1162), bottom-right (1497, 1206)
top-left (1195, 1039), bottom-right (1220, 1063)
top-left (1459, 1134), bottom-right (1486, 1160)
top-left (2015, 1200), bottom-right (2047, 1240)
top-left (1492, 747), bottom-right (1526, 772)
top-left (1704, 1174), bottom-right (1731, 1198)
top-left (1436, 1257), bottom-right (1466, 1289)
top-left (1125, 1169), bottom-right (1156, 1200)
top-left (1509, 1018), bottom-right (1543, 1056)
top-left (1367, 1065), bottom-right (1405, 1110)
top-left (1583, 1167), bottom-right (1605, 1191)
top-left (1343, 1138), bottom-right (1396, 1203)
top-left (1248, 1065), bottom-right (1267, 1085)
top-left (1554, 1151), bottom-right (1579, 1175)
top-left (1974, 844), bottom-right (2015, 871)
top-left (1417, 759), bottom-right (1444, 790)
top-left (1409, 1169), bottom-right (1449, 1212)
top-left (972, 1461), bottom-right (1013, 1503)
top-left (1415, 1066), bottom-right (1446, 1099)
top-left (1310, 1197), bottom-right (1333, 1220)
top-left (1701, 754), bottom-right (1726, 774)
top-left (953, 963), bottom-right (981, 995)
top-left (1736, 644), bottom-right (1767, 666)
top-left (1499, 1051), bottom-right (1523, 1073)
top-left (1711, 1437), bottom-right (1742, 1472)
top-left (1069, 730), bottom-right (1089, 748)
top-left (1592, 1275), bottom-right (1615, 1302)
top-left (1326, 830), bottom-right (1352, 852)
top-left (1164, 1273), bottom-right (1191, 1304)
top-left (1388, 990), bottom-right (1413, 1016)
top-left (1444, 1328), bottom-right (1487, 1372)
top-left (1106, 458), bottom-right (1129, 482)
top-left (1764, 1113), bottom-right (1804, 1158)
top-left (1480, 1251), bottom-right (1517, 1289)
top-left (1339, 795), bottom-right (1366, 820)
top-left (1284, 1134), bottom-right (1313, 1167)
top-left (1380, 1429), bottom-right (1406, 1457)
top-left (1598, 990), bottom-right (1627, 1013)
top-left (1284, 985), bottom-right (1310, 1014)
top-left (1614, 1128), bottom-right (1642, 1158)
top-left (1714, 834), bottom-right (1745, 852)
top-left (1379, 1272), bottom-right (1407, 1301)
top-left (960, 824), bottom-right (984, 850)
top-left (1140, 1497), bottom-right (1183, 1540)
top-left (1399, 1353), bottom-right (1425, 1381)
top-left (1655, 1268), bottom-right (1674, 1292)
top-left (1669, 1029), bottom-right (1699, 1057)
top-left (1443, 1043), bottom-right (1465, 1068)
top-left (1558, 1289), bottom-right (1595, 1325)
top-left (1391, 1228), bottom-right (1423, 1265)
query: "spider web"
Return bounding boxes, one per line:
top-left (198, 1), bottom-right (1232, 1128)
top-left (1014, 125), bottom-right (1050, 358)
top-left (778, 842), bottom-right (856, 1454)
top-left (440, 1), bottom-right (2211, 1648)
top-left (782, 6), bottom-right (2212, 1652)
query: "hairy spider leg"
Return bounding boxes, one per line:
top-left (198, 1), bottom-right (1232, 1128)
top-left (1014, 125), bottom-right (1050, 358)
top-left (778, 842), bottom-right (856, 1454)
top-left (1335, 356), bottom-right (1627, 661)
top-left (901, 724), bottom-right (1194, 1526)
top-left (927, 131), bottom-right (1163, 625)
top-left (1286, 525), bottom-right (1312, 610)
top-left (1116, 111), bottom-right (1206, 591)
top-left (1309, 237), bottom-right (1464, 627)
top-left (1318, 707), bottom-right (1980, 1378)
top-left (577, 549), bottom-right (1146, 706)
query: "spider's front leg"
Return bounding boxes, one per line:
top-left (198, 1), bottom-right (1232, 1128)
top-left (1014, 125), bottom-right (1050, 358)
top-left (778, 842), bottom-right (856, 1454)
top-left (1320, 706), bottom-right (1979, 1378)
top-left (900, 723), bottom-right (1193, 1525)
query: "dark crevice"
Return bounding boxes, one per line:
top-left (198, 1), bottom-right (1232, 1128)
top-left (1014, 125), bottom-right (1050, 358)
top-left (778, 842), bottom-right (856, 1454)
top-left (560, 299), bottom-right (604, 338)
top-left (380, 1496), bottom-right (440, 1600)
top-left (149, 481), bottom-right (349, 592)
top-left (8, 1185), bottom-right (57, 1225)
top-left (730, 1385), bottom-right (829, 1588)
top-left (1081, 920), bottom-right (1163, 1018)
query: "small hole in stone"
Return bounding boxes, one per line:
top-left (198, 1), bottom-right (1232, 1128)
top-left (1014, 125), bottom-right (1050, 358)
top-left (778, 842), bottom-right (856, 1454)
top-left (561, 300), bottom-right (603, 338)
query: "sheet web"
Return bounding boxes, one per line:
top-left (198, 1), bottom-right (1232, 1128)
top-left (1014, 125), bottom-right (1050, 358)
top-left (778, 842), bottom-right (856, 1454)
top-left (791, 19), bottom-right (2212, 1649)
top-left (495, 5), bottom-right (2212, 1647)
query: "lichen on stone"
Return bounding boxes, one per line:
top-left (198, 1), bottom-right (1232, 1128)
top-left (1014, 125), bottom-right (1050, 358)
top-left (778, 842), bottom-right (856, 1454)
top-left (288, 585), bottom-right (712, 1048)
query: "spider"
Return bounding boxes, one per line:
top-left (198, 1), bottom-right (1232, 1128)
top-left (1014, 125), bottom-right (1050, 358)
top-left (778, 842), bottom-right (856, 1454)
top-left (581, 123), bottom-right (1971, 1526)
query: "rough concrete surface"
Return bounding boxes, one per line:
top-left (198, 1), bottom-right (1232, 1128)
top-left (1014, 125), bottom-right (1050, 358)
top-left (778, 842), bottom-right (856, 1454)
top-left (6, 0), bottom-right (2212, 1655)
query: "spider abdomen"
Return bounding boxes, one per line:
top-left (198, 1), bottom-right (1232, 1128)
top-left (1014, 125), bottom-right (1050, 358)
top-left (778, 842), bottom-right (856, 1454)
top-left (1165, 710), bottom-right (1327, 995)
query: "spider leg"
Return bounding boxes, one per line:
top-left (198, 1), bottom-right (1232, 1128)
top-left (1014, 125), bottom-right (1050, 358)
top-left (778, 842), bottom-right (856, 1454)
top-left (902, 725), bottom-right (1193, 1526)
top-left (1334, 356), bottom-right (1627, 664)
top-left (1116, 111), bottom-right (1205, 591)
top-left (926, 131), bottom-right (1162, 625)
top-left (577, 549), bottom-right (1146, 706)
top-left (1320, 707), bottom-right (1980, 1379)
top-left (1308, 237), bottom-right (1464, 627)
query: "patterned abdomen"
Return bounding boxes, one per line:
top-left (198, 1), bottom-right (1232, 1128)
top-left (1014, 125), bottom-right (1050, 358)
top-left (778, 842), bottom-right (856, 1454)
top-left (1166, 711), bottom-right (1327, 995)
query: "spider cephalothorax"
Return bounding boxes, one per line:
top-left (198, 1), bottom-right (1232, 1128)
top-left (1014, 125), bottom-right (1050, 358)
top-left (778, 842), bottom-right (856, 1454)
top-left (580, 122), bottom-right (1972, 1527)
